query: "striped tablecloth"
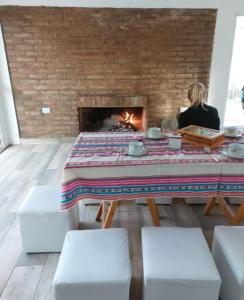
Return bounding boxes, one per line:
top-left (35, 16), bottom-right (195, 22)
top-left (61, 132), bottom-right (244, 210)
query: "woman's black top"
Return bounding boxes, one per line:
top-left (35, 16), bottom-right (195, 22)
top-left (178, 104), bottom-right (220, 130)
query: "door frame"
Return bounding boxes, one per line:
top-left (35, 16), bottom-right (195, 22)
top-left (0, 24), bottom-right (20, 149)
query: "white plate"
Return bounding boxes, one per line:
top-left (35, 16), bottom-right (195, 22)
top-left (145, 133), bottom-right (166, 140)
top-left (126, 149), bottom-right (147, 156)
top-left (224, 132), bottom-right (242, 138)
top-left (222, 150), bottom-right (244, 159)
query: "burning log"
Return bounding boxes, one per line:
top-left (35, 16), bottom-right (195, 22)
top-left (117, 120), bottom-right (137, 131)
top-left (117, 112), bottom-right (138, 131)
top-left (108, 111), bottom-right (138, 131)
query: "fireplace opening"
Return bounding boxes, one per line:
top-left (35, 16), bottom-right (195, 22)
top-left (78, 107), bottom-right (145, 132)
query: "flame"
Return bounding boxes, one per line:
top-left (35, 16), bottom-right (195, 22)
top-left (124, 112), bottom-right (134, 124)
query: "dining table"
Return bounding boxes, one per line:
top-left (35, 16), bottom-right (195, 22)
top-left (61, 131), bottom-right (244, 228)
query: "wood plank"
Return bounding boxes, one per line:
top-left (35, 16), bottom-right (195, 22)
top-left (4, 218), bottom-right (21, 240)
top-left (217, 196), bottom-right (235, 223)
top-left (192, 204), bottom-right (229, 229)
top-left (1, 266), bottom-right (43, 300)
top-left (37, 169), bottom-right (60, 186)
top-left (8, 177), bottom-right (37, 213)
top-left (171, 202), bottom-right (201, 228)
top-left (47, 150), bottom-right (70, 170)
top-left (157, 205), bottom-right (176, 226)
top-left (16, 253), bottom-right (48, 268)
top-left (0, 146), bottom-right (32, 184)
top-left (0, 212), bottom-right (15, 242)
top-left (0, 238), bottom-right (22, 295)
top-left (33, 254), bottom-right (60, 300)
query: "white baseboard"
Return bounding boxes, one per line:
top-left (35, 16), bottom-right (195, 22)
top-left (20, 137), bottom-right (76, 144)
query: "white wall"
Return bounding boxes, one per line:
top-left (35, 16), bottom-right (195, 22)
top-left (1, 0), bottom-right (244, 128)
top-left (0, 0), bottom-right (221, 9)
top-left (0, 25), bottom-right (20, 146)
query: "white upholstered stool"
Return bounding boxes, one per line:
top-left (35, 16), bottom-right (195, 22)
top-left (212, 226), bottom-right (244, 300)
top-left (18, 185), bottom-right (79, 253)
top-left (142, 227), bottom-right (221, 300)
top-left (136, 197), bottom-right (208, 205)
top-left (53, 229), bottom-right (131, 300)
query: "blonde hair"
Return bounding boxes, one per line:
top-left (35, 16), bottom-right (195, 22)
top-left (188, 82), bottom-right (206, 108)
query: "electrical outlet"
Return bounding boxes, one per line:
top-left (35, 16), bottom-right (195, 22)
top-left (42, 107), bottom-right (51, 114)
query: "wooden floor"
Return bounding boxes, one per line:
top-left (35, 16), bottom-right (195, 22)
top-left (0, 140), bottom-right (242, 300)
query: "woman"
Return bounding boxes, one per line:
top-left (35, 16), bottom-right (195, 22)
top-left (241, 86), bottom-right (244, 111)
top-left (178, 82), bottom-right (220, 130)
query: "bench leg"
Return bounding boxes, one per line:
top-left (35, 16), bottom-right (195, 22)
top-left (217, 196), bottom-right (234, 223)
top-left (204, 197), bottom-right (216, 215)
top-left (95, 202), bottom-right (103, 222)
top-left (102, 201), bottom-right (118, 229)
top-left (231, 203), bottom-right (244, 225)
top-left (204, 196), bottom-right (242, 224)
top-left (146, 198), bottom-right (161, 226)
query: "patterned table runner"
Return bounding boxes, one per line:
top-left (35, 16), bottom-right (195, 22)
top-left (62, 132), bottom-right (244, 210)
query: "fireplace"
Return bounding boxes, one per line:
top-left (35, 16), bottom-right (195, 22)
top-left (78, 107), bottom-right (144, 132)
top-left (77, 95), bottom-right (148, 132)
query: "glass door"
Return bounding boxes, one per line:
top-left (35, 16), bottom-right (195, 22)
top-left (224, 16), bottom-right (244, 127)
top-left (0, 126), bottom-right (4, 153)
top-left (0, 117), bottom-right (8, 153)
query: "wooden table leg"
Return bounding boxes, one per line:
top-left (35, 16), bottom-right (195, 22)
top-left (95, 202), bottom-right (103, 222)
top-left (204, 196), bottom-right (244, 225)
top-left (146, 198), bottom-right (160, 226)
top-left (231, 203), bottom-right (244, 225)
top-left (217, 196), bottom-right (234, 223)
top-left (101, 201), bottom-right (108, 225)
top-left (204, 197), bottom-right (216, 215)
top-left (102, 201), bottom-right (118, 229)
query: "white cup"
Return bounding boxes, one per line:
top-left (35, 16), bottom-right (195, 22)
top-left (228, 143), bottom-right (244, 155)
top-left (225, 127), bottom-right (239, 136)
top-left (168, 134), bottom-right (182, 149)
top-left (148, 127), bottom-right (162, 138)
top-left (128, 141), bottom-right (145, 155)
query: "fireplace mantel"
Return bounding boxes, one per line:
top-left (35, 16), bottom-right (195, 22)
top-left (77, 94), bottom-right (148, 108)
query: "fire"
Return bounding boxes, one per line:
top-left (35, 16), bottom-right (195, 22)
top-left (124, 112), bottom-right (135, 124)
top-left (116, 111), bottom-right (138, 131)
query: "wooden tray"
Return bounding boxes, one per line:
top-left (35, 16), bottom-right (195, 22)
top-left (178, 125), bottom-right (224, 148)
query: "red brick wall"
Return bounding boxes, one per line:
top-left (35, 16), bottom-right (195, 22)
top-left (0, 6), bottom-right (217, 137)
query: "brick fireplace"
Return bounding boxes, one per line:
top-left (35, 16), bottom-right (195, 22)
top-left (77, 95), bottom-right (148, 132)
top-left (0, 7), bottom-right (217, 137)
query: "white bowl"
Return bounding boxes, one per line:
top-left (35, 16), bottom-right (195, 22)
top-left (148, 127), bottom-right (162, 138)
top-left (127, 148), bottom-right (146, 156)
top-left (224, 127), bottom-right (239, 136)
top-left (228, 143), bottom-right (244, 155)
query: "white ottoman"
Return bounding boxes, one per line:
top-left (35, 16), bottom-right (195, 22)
top-left (212, 226), bottom-right (244, 300)
top-left (53, 229), bottom-right (131, 300)
top-left (185, 197), bottom-right (208, 204)
top-left (81, 199), bottom-right (101, 205)
top-left (136, 197), bottom-right (208, 205)
top-left (142, 227), bottom-right (221, 300)
top-left (227, 197), bottom-right (244, 204)
top-left (136, 197), bottom-right (172, 205)
top-left (18, 185), bottom-right (79, 253)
